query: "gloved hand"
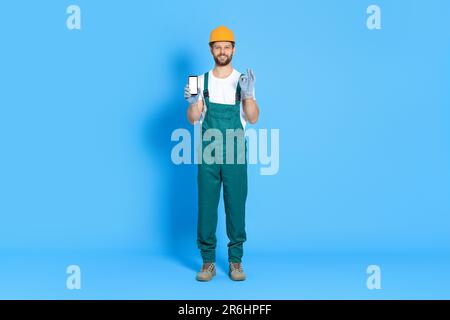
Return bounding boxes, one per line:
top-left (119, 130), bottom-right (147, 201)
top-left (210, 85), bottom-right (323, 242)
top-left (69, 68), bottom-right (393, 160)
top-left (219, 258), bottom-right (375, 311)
top-left (239, 68), bottom-right (256, 100)
top-left (184, 84), bottom-right (200, 105)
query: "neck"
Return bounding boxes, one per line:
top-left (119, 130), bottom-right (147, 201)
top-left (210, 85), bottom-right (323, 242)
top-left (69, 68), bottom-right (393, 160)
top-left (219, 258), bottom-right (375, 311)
top-left (213, 64), bottom-right (233, 78)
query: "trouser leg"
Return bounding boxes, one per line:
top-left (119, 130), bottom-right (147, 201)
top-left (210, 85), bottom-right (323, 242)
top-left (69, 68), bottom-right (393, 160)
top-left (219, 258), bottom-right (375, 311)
top-left (222, 163), bottom-right (247, 263)
top-left (197, 163), bottom-right (221, 263)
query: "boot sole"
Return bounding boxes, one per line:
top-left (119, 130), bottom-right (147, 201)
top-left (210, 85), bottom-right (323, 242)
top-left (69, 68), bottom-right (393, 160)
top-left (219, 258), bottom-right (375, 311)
top-left (196, 271), bottom-right (216, 282)
top-left (229, 273), bottom-right (246, 281)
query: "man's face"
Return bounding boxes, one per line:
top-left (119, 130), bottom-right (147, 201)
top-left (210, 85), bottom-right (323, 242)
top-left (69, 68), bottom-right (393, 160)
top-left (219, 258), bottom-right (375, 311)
top-left (210, 41), bottom-right (235, 66)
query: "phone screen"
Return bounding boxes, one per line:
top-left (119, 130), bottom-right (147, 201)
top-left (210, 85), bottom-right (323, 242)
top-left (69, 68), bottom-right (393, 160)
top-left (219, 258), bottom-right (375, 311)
top-left (188, 76), bottom-right (198, 95)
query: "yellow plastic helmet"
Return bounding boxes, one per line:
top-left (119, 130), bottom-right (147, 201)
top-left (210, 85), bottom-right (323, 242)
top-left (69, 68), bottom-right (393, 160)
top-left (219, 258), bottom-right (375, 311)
top-left (209, 25), bottom-right (235, 45)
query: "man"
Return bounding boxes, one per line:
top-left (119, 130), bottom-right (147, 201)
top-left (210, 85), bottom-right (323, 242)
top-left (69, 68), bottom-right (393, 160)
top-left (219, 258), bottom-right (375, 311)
top-left (184, 25), bottom-right (259, 281)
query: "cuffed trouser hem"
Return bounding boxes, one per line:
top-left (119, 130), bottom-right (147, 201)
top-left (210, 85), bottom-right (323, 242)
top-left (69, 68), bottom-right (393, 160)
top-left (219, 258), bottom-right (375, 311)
top-left (202, 260), bottom-right (215, 264)
top-left (200, 253), bottom-right (216, 264)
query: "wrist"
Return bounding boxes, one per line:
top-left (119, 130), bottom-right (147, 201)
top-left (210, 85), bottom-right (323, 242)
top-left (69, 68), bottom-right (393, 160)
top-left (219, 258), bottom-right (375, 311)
top-left (242, 92), bottom-right (254, 100)
top-left (187, 97), bottom-right (199, 105)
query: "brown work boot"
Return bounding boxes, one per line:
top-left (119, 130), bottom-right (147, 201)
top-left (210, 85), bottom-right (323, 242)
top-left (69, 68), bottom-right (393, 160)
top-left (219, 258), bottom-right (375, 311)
top-left (229, 262), bottom-right (246, 281)
top-left (196, 262), bottom-right (216, 281)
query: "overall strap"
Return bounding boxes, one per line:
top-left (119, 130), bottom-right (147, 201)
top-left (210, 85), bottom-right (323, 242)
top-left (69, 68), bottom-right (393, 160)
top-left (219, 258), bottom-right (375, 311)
top-left (235, 74), bottom-right (242, 103)
top-left (203, 72), bottom-right (210, 101)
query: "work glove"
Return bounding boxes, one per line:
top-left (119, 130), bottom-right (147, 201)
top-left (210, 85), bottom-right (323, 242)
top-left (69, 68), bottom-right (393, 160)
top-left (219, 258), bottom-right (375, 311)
top-left (184, 84), bottom-right (200, 105)
top-left (239, 68), bottom-right (256, 100)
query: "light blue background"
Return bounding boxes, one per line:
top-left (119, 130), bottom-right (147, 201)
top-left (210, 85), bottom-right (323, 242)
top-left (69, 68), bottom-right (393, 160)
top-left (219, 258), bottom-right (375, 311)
top-left (0, 0), bottom-right (449, 299)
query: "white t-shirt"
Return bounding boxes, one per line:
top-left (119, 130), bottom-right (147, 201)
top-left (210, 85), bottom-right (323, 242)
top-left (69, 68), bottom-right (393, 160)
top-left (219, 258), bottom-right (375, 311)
top-left (197, 69), bottom-right (255, 129)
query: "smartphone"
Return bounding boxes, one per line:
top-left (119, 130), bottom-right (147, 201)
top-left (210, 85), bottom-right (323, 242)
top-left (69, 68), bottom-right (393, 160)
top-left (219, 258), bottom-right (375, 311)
top-left (188, 76), bottom-right (198, 96)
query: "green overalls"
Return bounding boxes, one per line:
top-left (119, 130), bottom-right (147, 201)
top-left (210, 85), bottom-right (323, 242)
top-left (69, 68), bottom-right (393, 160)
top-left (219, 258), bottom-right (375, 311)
top-left (197, 72), bottom-right (247, 263)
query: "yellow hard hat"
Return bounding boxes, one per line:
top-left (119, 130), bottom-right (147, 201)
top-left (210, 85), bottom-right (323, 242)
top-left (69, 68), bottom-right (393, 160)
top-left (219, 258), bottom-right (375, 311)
top-left (209, 25), bottom-right (235, 44)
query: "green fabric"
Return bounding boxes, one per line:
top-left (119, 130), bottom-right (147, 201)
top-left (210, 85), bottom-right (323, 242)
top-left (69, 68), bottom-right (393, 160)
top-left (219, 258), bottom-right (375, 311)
top-left (197, 72), bottom-right (247, 263)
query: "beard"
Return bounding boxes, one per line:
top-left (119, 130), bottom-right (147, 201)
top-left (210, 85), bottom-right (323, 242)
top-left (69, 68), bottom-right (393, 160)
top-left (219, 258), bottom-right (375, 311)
top-left (213, 53), bottom-right (233, 66)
